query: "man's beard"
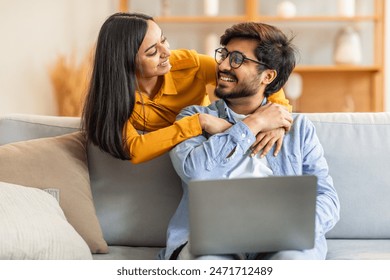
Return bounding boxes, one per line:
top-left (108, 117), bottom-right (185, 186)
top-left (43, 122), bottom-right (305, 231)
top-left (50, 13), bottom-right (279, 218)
top-left (214, 72), bottom-right (261, 100)
top-left (215, 85), bottom-right (257, 100)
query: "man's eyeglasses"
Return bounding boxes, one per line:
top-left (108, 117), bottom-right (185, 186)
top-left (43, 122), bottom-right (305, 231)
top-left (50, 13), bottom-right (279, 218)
top-left (214, 47), bottom-right (269, 69)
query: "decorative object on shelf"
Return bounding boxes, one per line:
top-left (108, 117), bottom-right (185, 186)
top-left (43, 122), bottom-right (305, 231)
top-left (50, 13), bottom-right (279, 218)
top-left (125, 0), bottom-right (383, 112)
top-left (337, 0), bottom-right (355, 17)
top-left (284, 73), bottom-right (302, 111)
top-left (204, 0), bottom-right (219, 16)
top-left (205, 33), bottom-right (219, 57)
top-left (333, 26), bottom-right (362, 65)
top-left (161, 0), bottom-right (170, 16)
top-left (276, 1), bottom-right (297, 18)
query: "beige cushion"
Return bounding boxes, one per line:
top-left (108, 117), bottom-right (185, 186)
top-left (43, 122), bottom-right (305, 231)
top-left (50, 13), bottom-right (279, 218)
top-left (0, 181), bottom-right (92, 259)
top-left (0, 132), bottom-right (108, 253)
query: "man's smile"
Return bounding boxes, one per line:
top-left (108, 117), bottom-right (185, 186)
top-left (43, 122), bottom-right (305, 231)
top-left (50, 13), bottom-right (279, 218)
top-left (218, 72), bottom-right (237, 83)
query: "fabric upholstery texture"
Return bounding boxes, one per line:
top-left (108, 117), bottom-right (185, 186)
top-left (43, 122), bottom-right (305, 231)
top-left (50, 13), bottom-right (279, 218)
top-left (0, 181), bottom-right (92, 260)
top-left (92, 246), bottom-right (161, 260)
top-left (327, 239), bottom-right (390, 260)
top-left (0, 114), bottom-right (79, 145)
top-left (0, 131), bottom-right (108, 253)
top-left (88, 143), bottom-right (182, 247)
top-left (2, 112), bottom-right (390, 260)
top-left (307, 113), bottom-right (390, 239)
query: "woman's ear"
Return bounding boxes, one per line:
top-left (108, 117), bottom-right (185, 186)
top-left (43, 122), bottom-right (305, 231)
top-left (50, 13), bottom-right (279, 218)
top-left (261, 69), bottom-right (278, 85)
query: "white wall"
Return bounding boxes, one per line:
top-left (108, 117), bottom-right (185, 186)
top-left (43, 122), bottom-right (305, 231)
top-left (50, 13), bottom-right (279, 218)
top-left (0, 0), bottom-right (389, 114)
top-left (0, 0), bottom-right (115, 115)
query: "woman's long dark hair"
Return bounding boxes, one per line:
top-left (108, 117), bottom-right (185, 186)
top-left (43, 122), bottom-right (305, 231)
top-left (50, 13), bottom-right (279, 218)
top-left (82, 12), bottom-right (153, 160)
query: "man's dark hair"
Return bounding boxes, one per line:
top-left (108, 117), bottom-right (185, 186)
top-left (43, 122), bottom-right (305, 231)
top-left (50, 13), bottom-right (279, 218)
top-left (220, 22), bottom-right (297, 97)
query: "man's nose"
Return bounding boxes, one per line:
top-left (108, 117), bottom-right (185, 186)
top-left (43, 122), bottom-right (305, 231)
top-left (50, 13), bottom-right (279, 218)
top-left (219, 56), bottom-right (232, 71)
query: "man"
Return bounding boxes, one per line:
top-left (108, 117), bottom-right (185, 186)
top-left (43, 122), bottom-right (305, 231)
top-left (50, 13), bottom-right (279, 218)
top-left (161, 22), bottom-right (340, 260)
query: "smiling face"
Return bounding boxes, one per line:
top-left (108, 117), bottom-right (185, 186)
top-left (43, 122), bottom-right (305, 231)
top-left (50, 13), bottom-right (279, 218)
top-left (215, 38), bottom-right (268, 101)
top-left (136, 20), bottom-right (171, 78)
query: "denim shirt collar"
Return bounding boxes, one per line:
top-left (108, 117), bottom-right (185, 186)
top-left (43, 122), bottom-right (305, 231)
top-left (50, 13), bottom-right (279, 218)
top-left (214, 97), bottom-right (268, 124)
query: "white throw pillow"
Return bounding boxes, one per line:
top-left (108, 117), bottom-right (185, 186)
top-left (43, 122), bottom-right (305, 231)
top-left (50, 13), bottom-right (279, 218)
top-left (0, 181), bottom-right (92, 260)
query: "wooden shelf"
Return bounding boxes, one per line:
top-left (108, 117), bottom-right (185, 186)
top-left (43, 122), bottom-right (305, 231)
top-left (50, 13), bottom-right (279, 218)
top-left (155, 15), bottom-right (379, 23)
top-left (255, 15), bottom-right (379, 22)
top-left (155, 16), bottom-right (247, 23)
top-left (121, 0), bottom-right (385, 112)
top-left (295, 65), bottom-right (381, 73)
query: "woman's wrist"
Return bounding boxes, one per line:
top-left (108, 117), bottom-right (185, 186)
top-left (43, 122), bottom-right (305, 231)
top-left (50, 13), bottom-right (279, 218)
top-left (198, 113), bottom-right (207, 131)
top-left (242, 114), bottom-right (264, 135)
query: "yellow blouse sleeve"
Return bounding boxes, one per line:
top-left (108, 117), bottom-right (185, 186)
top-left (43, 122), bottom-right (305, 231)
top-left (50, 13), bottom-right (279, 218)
top-left (198, 53), bottom-right (218, 86)
top-left (125, 114), bottom-right (202, 164)
top-left (267, 88), bottom-right (292, 112)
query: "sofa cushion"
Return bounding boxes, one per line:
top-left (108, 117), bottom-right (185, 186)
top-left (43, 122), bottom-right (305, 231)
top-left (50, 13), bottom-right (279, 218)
top-left (0, 181), bottom-right (92, 260)
top-left (307, 113), bottom-right (390, 239)
top-left (326, 239), bottom-right (390, 260)
top-left (0, 131), bottom-right (108, 253)
top-left (88, 144), bottom-right (182, 247)
top-left (92, 246), bottom-right (161, 260)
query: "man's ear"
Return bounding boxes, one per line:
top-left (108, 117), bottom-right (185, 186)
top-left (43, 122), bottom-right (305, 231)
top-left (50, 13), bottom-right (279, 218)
top-left (261, 69), bottom-right (277, 85)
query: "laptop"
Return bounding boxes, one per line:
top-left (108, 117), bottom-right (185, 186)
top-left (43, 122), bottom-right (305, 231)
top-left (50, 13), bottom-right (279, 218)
top-left (188, 175), bottom-right (317, 256)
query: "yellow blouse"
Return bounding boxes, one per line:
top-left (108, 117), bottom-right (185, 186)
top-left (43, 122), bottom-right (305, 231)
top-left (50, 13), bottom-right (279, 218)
top-left (126, 49), bottom-right (291, 163)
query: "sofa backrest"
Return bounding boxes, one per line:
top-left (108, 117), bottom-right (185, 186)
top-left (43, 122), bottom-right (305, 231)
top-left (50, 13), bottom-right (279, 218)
top-left (0, 114), bottom-right (79, 145)
top-left (306, 112), bottom-right (390, 239)
top-left (1, 112), bottom-right (390, 244)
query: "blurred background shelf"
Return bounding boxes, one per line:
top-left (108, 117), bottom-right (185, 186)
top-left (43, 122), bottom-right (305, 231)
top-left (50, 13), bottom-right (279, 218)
top-left (120, 0), bottom-right (385, 112)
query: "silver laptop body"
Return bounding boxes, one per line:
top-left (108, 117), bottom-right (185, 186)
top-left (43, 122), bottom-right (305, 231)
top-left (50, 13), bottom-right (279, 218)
top-left (188, 175), bottom-right (317, 256)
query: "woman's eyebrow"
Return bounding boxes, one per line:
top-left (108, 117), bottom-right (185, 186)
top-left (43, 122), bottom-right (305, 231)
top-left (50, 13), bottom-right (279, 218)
top-left (144, 31), bottom-right (163, 53)
top-left (144, 43), bottom-right (157, 53)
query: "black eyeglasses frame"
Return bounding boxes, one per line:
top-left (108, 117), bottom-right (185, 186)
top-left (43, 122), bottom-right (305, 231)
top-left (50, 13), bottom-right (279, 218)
top-left (214, 47), bottom-right (270, 69)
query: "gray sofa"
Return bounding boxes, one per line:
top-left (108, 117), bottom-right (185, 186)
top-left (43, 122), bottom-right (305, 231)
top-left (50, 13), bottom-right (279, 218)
top-left (1, 112), bottom-right (390, 260)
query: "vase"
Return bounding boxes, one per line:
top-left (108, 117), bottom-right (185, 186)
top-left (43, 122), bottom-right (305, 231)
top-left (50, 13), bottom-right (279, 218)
top-left (205, 33), bottom-right (219, 57)
top-left (204, 0), bottom-right (219, 16)
top-left (277, 1), bottom-right (297, 18)
top-left (338, 0), bottom-right (355, 17)
top-left (334, 26), bottom-right (362, 65)
top-left (284, 73), bottom-right (302, 110)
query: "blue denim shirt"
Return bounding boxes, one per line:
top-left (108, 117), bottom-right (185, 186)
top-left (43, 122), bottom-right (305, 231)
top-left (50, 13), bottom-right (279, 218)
top-left (160, 99), bottom-right (340, 259)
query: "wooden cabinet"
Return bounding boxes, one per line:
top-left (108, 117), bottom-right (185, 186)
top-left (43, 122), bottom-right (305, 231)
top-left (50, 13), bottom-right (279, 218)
top-left (120, 0), bottom-right (385, 112)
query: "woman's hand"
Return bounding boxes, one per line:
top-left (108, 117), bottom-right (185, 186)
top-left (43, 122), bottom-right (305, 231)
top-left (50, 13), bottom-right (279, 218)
top-left (199, 113), bottom-right (232, 135)
top-left (243, 103), bottom-right (292, 135)
top-left (250, 127), bottom-right (286, 158)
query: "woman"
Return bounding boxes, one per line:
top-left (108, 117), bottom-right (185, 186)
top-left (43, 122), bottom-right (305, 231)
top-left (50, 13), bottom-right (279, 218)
top-left (82, 12), bottom-right (291, 163)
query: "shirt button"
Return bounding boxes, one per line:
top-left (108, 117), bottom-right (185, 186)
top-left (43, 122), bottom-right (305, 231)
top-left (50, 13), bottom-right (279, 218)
top-left (241, 133), bottom-right (246, 138)
top-left (247, 139), bottom-right (251, 143)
